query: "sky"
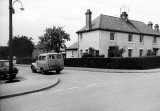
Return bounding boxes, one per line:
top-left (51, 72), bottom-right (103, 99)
top-left (0, 0), bottom-right (160, 47)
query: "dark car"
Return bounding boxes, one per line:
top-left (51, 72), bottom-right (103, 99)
top-left (0, 60), bottom-right (19, 79)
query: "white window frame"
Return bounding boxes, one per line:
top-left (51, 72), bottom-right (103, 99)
top-left (139, 35), bottom-right (144, 43)
top-left (128, 48), bottom-right (133, 57)
top-left (139, 49), bottom-right (144, 57)
top-left (110, 32), bottom-right (115, 41)
top-left (153, 36), bottom-right (157, 44)
top-left (128, 34), bottom-right (133, 43)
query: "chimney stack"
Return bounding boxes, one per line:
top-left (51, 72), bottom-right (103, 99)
top-left (154, 24), bottom-right (159, 32)
top-left (120, 12), bottom-right (128, 21)
top-left (85, 9), bottom-right (92, 30)
top-left (147, 21), bottom-right (153, 28)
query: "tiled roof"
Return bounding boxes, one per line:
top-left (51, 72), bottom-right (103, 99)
top-left (66, 42), bottom-right (78, 50)
top-left (77, 14), bottom-right (160, 36)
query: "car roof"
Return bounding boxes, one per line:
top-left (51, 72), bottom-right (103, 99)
top-left (39, 53), bottom-right (62, 56)
top-left (0, 60), bottom-right (9, 62)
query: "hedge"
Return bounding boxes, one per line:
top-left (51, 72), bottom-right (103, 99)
top-left (16, 58), bottom-right (36, 64)
top-left (16, 56), bottom-right (160, 69)
top-left (64, 56), bottom-right (160, 70)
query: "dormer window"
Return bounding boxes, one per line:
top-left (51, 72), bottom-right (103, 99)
top-left (110, 32), bottom-right (115, 41)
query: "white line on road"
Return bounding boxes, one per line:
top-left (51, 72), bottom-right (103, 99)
top-left (99, 82), bottom-right (110, 85)
top-left (68, 87), bottom-right (79, 90)
top-left (87, 84), bottom-right (97, 87)
top-left (50, 89), bottom-right (63, 92)
top-left (31, 92), bottom-right (43, 95)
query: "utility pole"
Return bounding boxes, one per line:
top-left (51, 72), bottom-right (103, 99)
top-left (8, 0), bottom-right (14, 82)
top-left (7, 0), bottom-right (24, 83)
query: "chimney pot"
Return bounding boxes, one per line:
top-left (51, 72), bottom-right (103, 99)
top-left (154, 24), bottom-right (159, 32)
top-left (148, 21), bottom-right (153, 28)
top-left (120, 12), bottom-right (128, 21)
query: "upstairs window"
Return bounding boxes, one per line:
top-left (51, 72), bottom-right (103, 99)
top-left (153, 37), bottom-right (157, 44)
top-left (80, 34), bottom-right (83, 41)
top-left (110, 32), bottom-right (115, 41)
top-left (85, 49), bottom-right (88, 53)
top-left (140, 35), bottom-right (144, 43)
top-left (128, 34), bottom-right (133, 42)
top-left (80, 49), bottom-right (83, 55)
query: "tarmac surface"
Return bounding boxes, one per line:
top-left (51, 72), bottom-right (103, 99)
top-left (0, 64), bottom-right (160, 99)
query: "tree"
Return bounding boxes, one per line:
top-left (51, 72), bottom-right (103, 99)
top-left (82, 47), bottom-right (104, 58)
top-left (145, 49), bottom-right (155, 56)
top-left (108, 46), bottom-right (125, 57)
top-left (38, 26), bottom-right (70, 53)
top-left (0, 46), bottom-right (9, 59)
top-left (9, 35), bottom-right (34, 58)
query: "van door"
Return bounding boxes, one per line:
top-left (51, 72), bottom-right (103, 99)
top-left (55, 54), bottom-right (64, 67)
top-left (48, 54), bottom-right (56, 68)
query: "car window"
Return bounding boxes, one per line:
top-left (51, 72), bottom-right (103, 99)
top-left (5, 62), bottom-right (9, 66)
top-left (48, 55), bottom-right (55, 59)
top-left (0, 62), bottom-right (3, 67)
top-left (38, 56), bottom-right (46, 61)
top-left (0, 62), bottom-right (7, 67)
top-left (42, 56), bottom-right (46, 61)
top-left (57, 55), bottom-right (61, 59)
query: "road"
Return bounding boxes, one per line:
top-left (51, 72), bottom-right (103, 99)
top-left (1, 66), bottom-right (160, 111)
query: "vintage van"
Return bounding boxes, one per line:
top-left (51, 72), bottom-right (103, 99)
top-left (31, 53), bottom-right (64, 74)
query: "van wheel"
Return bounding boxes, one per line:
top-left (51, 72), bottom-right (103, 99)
top-left (31, 66), bottom-right (37, 73)
top-left (41, 68), bottom-right (45, 74)
top-left (56, 70), bottom-right (60, 74)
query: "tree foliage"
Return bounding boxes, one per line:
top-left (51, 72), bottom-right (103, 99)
top-left (0, 46), bottom-right (9, 59)
top-left (82, 47), bottom-right (104, 58)
top-left (145, 49), bottom-right (156, 56)
top-left (38, 26), bottom-right (70, 53)
top-left (108, 46), bottom-right (125, 57)
top-left (10, 35), bottom-right (34, 58)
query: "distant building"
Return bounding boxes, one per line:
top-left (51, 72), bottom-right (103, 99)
top-left (76, 9), bottom-right (160, 58)
top-left (32, 47), bottom-right (66, 58)
top-left (66, 42), bottom-right (78, 58)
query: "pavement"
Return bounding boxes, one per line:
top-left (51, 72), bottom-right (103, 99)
top-left (0, 65), bottom-right (59, 99)
top-left (0, 64), bottom-right (160, 99)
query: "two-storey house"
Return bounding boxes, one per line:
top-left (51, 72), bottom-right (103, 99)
top-left (76, 9), bottom-right (160, 58)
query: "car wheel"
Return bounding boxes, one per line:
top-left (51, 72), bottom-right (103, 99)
top-left (12, 74), bottom-right (16, 79)
top-left (56, 70), bottom-right (60, 74)
top-left (41, 68), bottom-right (45, 74)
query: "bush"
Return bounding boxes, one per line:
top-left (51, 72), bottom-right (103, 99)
top-left (64, 56), bottom-right (160, 69)
top-left (16, 57), bottom-right (36, 64)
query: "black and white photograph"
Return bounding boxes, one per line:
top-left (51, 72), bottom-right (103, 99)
top-left (0, 0), bottom-right (160, 111)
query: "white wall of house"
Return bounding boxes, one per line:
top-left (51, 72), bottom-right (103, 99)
top-left (99, 31), bottom-right (110, 57)
top-left (66, 50), bottom-right (78, 58)
top-left (78, 31), bottom-right (100, 57)
top-left (78, 30), bottom-right (160, 58)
